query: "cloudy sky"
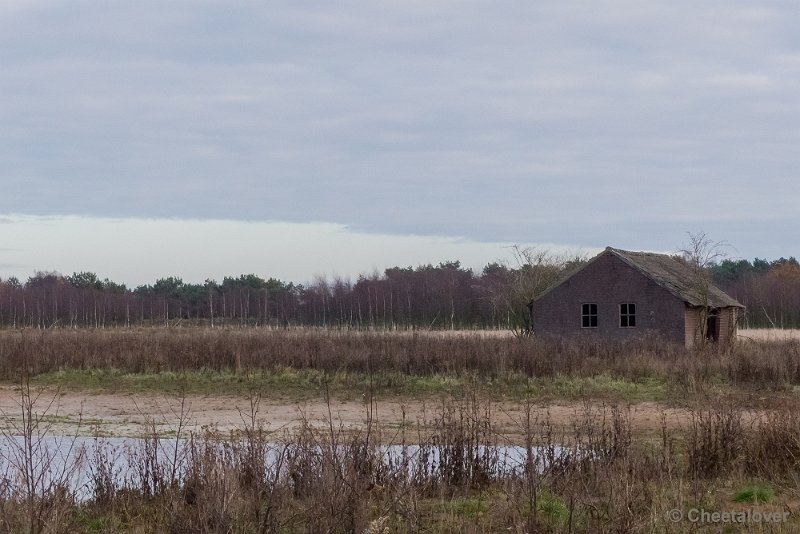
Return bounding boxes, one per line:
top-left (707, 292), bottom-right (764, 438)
top-left (1, 1), bottom-right (798, 284)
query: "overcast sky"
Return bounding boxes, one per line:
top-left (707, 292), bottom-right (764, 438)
top-left (1, 1), bottom-right (798, 284)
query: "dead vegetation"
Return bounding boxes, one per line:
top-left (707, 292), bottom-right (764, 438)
top-left (0, 328), bottom-right (798, 393)
top-left (0, 386), bottom-right (798, 532)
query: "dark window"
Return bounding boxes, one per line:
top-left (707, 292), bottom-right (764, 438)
top-left (582, 303), bottom-right (598, 328)
top-left (620, 303), bottom-right (636, 327)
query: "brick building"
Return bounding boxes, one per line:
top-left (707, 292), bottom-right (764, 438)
top-left (532, 247), bottom-right (744, 347)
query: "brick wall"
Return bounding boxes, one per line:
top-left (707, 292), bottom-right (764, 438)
top-left (533, 251), bottom-right (687, 345)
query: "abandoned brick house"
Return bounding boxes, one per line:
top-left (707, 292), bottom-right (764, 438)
top-left (532, 247), bottom-right (744, 347)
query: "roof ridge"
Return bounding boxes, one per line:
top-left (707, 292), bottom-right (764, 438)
top-left (608, 247), bottom-right (743, 308)
top-left (608, 247), bottom-right (673, 257)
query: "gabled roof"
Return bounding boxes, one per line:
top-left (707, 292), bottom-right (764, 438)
top-left (535, 246), bottom-right (744, 308)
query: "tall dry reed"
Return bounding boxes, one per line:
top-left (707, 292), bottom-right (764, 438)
top-left (0, 328), bottom-right (798, 387)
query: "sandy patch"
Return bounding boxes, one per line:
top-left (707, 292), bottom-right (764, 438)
top-left (0, 386), bottom-right (720, 442)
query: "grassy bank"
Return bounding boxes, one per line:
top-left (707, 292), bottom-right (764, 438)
top-left (28, 367), bottom-right (674, 403)
top-left (1, 327), bottom-right (797, 406)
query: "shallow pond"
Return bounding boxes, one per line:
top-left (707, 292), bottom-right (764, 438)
top-left (0, 435), bottom-right (579, 501)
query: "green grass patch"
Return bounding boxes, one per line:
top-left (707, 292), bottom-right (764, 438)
top-left (25, 368), bottom-right (672, 402)
top-left (733, 484), bottom-right (774, 504)
top-left (505, 488), bottom-right (583, 531)
top-left (76, 513), bottom-right (123, 534)
top-left (532, 373), bottom-right (669, 403)
top-left (445, 495), bottom-right (490, 520)
top-left (537, 488), bottom-right (570, 521)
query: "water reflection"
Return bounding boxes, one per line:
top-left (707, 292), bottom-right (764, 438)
top-left (0, 435), bottom-right (578, 501)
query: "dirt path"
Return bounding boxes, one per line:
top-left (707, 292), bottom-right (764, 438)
top-left (0, 386), bottom-right (721, 441)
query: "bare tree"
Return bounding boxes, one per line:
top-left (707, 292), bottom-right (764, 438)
top-left (680, 231), bottom-right (730, 347)
top-left (503, 245), bottom-right (585, 337)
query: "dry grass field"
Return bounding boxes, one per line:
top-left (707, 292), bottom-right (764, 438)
top-left (740, 328), bottom-right (800, 341)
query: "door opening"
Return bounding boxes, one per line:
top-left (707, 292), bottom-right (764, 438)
top-left (705, 309), bottom-right (719, 342)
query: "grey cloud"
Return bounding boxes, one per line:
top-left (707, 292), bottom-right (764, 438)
top-left (0, 1), bottom-right (798, 257)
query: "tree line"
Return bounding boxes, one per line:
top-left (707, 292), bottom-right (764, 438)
top-left (711, 256), bottom-right (800, 328)
top-left (0, 248), bottom-right (572, 329)
top-left (0, 251), bottom-right (797, 329)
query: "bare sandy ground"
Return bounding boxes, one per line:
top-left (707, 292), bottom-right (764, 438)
top-left (0, 386), bottom-right (717, 442)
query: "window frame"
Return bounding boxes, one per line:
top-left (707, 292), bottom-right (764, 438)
top-left (619, 302), bottom-right (636, 328)
top-left (581, 303), bottom-right (598, 328)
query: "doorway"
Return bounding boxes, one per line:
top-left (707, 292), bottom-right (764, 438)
top-left (705, 309), bottom-right (719, 342)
